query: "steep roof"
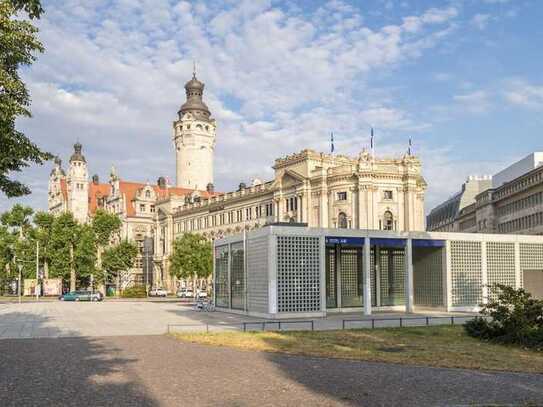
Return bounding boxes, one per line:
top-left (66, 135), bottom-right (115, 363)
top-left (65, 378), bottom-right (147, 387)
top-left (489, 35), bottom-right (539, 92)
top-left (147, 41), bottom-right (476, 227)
top-left (88, 182), bottom-right (111, 214)
top-left (86, 180), bottom-right (218, 217)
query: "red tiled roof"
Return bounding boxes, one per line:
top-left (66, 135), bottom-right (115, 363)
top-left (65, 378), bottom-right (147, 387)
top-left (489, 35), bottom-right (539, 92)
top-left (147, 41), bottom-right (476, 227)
top-left (86, 180), bottom-right (219, 217)
top-left (88, 182), bottom-right (111, 214)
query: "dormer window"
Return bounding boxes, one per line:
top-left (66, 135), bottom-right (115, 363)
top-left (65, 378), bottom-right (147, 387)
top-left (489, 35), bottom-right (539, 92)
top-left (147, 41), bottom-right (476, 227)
top-left (145, 190), bottom-right (151, 198)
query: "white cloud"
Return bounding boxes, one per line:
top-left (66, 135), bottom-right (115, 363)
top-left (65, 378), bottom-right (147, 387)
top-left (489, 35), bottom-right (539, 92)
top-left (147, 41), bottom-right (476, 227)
top-left (4, 1), bottom-right (460, 211)
top-left (453, 90), bottom-right (492, 114)
top-left (504, 80), bottom-right (543, 110)
top-left (471, 13), bottom-right (491, 30)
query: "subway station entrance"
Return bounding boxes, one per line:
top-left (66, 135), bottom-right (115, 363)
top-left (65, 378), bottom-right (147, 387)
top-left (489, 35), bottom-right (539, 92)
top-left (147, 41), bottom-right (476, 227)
top-left (325, 237), bottom-right (408, 311)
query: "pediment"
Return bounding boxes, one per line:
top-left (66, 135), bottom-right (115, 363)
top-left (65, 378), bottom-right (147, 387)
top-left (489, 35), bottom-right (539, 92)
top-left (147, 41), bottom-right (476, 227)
top-left (278, 170), bottom-right (305, 189)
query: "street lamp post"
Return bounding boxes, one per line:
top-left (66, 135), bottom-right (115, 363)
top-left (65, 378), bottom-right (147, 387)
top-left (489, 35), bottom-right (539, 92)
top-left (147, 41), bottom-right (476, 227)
top-left (35, 240), bottom-right (39, 301)
top-left (18, 264), bottom-right (22, 304)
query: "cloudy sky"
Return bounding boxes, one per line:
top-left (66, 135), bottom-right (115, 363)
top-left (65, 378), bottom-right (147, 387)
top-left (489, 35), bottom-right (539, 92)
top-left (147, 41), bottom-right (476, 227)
top-left (3, 0), bottom-right (542, 214)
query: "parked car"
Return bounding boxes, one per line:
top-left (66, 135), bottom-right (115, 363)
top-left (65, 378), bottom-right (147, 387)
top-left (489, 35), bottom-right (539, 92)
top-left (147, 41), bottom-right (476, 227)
top-left (176, 288), bottom-right (194, 298)
top-left (59, 291), bottom-right (102, 302)
top-left (196, 290), bottom-right (208, 299)
top-left (149, 288), bottom-right (168, 297)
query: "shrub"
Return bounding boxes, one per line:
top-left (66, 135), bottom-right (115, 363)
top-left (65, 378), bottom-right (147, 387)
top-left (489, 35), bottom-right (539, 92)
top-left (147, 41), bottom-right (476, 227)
top-left (121, 286), bottom-right (147, 298)
top-left (464, 284), bottom-right (543, 349)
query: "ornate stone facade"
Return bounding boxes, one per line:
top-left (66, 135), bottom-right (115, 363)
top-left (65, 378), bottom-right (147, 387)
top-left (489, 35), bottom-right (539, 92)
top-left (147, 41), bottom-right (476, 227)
top-left (48, 73), bottom-right (427, 292)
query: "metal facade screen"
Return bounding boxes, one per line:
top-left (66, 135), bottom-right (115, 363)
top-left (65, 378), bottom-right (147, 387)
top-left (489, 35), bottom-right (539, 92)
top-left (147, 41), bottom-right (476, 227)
top-left (277, 236), bottom-right (321, 313)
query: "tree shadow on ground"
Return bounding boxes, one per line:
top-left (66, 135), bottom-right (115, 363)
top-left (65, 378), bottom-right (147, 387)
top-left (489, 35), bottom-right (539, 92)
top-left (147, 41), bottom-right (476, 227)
top-left (0, 312), bottom-right (158, 407)
top-left (259, 333), bottom-right (543, 406)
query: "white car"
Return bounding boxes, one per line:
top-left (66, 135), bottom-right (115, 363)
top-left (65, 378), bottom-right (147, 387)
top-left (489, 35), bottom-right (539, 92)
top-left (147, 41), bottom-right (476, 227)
top-left (149, 288), bottom-right (167, 297)
top-left (196, 290), bottom-right (208, 299)
top-left (176, 288), bottom-right (194, 298)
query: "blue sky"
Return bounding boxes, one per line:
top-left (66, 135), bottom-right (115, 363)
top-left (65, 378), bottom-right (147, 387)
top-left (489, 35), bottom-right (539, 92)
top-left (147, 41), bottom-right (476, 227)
top-left (3, 0), bottom-right (542, 213)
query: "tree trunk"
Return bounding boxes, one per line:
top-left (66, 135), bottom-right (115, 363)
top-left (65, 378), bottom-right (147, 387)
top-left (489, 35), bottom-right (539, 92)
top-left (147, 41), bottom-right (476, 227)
top-left (96, 246), bottom-right (105, 295)
top-left (70, 244), bottom-right (76, 292)
top-left (44, 259), bottom-right (49, 279)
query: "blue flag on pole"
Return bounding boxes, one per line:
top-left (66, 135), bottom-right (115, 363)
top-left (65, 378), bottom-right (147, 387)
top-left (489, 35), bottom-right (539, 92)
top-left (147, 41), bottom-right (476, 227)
top-left (331, 132), bottom-right (335, 153)
top-left (370, 127), bottom-right (374, 150)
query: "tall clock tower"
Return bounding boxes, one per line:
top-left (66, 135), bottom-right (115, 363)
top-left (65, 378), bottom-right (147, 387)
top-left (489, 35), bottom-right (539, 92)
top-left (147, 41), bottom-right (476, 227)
top-left (173, 71), bottom-right (216, 191)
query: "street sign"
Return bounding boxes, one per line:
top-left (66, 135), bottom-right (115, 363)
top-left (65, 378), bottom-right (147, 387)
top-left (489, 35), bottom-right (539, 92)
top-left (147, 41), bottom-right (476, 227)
top-left (325, 236), bottom-right (365, 246)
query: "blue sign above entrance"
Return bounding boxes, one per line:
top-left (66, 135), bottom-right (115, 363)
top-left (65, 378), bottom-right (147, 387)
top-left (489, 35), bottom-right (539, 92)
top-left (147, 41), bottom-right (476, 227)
top-left (325, 236), bottom-right (365, 246)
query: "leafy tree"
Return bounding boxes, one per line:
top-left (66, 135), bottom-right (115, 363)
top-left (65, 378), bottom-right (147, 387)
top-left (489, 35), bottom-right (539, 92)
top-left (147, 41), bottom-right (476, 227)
top-left (91, 209), bottom-right (121, 283)
top-left (74, 224), bottom-right (96, 288)
top-left (169, 233), bottom-right (212, 289)
top-left (0, 225), bottom-right (15, 293)
top-left (0, 204), bottom-right (35, 292)
top-left (1, 0), bottom-right (51, 198)
top-left (1, 203), bottom-right (33, 238)
top-left (33, 211), bottom-right (53, 277)
top-left (102, 240), bottom-right (137, 293)
top-left (49, 212), bottom-right (78, 290)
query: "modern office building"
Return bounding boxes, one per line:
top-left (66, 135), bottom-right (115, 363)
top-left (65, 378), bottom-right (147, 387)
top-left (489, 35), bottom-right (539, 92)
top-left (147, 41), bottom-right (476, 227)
top-left (213, 225), bottom-right (543, 318)
top-left (427, 153), bottom-right (543, 236)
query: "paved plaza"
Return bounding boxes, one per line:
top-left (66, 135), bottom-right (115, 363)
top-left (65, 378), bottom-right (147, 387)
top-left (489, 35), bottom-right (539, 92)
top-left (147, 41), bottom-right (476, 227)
top-left (1, 335), bottom-right (542, 407)
top-left (0, 301), bottom-right (541, 406)
top-left (0, 300), bottom-right (258, 339)
top-left (0, 300), bottom-right (475, 339)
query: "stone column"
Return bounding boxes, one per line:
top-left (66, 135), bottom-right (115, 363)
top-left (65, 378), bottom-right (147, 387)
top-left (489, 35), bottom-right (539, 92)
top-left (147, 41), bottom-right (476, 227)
top-left (297, 195), bottom-right (302, 223)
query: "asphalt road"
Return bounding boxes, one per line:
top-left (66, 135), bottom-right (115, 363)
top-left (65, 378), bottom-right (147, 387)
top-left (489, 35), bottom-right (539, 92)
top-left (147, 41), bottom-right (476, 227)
top-left (1, 335), bottom-right (542, 407)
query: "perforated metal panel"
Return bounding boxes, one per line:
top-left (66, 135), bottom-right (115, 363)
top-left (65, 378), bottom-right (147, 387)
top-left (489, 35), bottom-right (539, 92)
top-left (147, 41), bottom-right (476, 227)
top-left (450, 241), bottom-right (482, 306)
top-left (379, 248), bottom-right (406, 306)
top-left (413, 247), bottom-right (444, 307)
top-left (325, 247), bottom-right (337, 308)
top-left (230, 242), bottom-right (245, 310)
top-left (520, 243), bottom-right (543, 288)
top-left (277, 236), bottom-right (321, 313)
top-left (486, 242), bottom-right (515, 300)
top-left (215, 245), bottom-right (229, 308)
top-left (340, 247), bottom-right (363, 307)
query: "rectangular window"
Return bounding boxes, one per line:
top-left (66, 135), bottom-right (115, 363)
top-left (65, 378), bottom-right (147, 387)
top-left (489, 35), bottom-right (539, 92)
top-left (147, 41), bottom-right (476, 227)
top-left (140, 204), bottom-right (146, 212)
top-left (150, 205), bottom-right (155, 213)
top-left (383, 190), bottom-right (393, 200)
top-left (337, 192), bottom-right (347, 201)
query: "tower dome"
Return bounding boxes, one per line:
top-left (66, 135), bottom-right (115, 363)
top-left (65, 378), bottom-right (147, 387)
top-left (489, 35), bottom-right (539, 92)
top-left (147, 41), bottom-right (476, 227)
top-left (178, 72), bottom-right (211, 120)
top-left (70, 142), bottom-right (86, 163)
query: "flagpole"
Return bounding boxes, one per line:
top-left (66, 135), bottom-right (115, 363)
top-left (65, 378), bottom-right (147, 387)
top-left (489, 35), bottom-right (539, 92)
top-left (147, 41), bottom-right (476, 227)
top-left (370, 127), bottom-right (375, 160)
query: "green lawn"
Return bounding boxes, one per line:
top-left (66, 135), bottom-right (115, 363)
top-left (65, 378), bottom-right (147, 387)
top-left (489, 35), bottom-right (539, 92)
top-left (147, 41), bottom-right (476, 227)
top-left (173, 325), bottom-right (543, 373)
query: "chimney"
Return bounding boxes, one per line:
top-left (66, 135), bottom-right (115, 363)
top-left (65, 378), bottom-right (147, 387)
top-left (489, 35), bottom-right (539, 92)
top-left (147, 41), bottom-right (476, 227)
top-left (206, 182), bottom-right (214, 193)
top-left (92, 174), bottom-right (99, 184)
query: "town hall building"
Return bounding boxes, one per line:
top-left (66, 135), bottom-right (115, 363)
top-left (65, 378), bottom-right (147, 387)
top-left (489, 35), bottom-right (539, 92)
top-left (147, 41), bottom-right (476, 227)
top-left (48, 72), bottom-right (427, 292)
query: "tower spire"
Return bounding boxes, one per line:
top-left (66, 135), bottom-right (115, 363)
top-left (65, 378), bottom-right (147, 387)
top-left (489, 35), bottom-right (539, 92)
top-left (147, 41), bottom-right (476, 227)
top-left (193, 60), bottom-right (196, 79)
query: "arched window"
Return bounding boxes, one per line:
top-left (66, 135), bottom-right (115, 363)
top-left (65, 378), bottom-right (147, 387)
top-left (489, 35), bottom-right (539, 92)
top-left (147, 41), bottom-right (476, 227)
top-left (145, 190), bottom-right (151, 198)
top-left (383, 211), bottom-right (393, 230)
top-left (338, 212), bottom-right (348, 229)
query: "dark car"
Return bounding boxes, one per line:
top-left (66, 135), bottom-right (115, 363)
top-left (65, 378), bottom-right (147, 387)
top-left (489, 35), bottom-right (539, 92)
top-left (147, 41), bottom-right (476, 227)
top-left (60, 290), bottom-right (102, 302)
